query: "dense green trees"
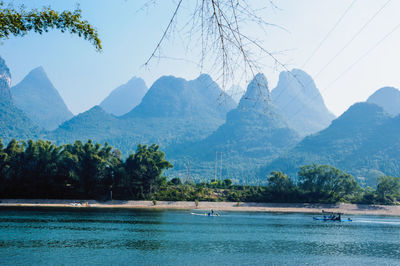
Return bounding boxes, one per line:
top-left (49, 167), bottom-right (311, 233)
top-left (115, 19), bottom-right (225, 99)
top-left (376, 176), bottom-right (400, 204)
top-left (0, 142), bottom-right (398, 205)
top-left (265, 171), bottom-right (297, 203)
top-left (298, 164), bottom-right (362, 203)
top-left (123, 144), bottom-right (172, 198)
top-left (0, 138), bottom-right (171, 199)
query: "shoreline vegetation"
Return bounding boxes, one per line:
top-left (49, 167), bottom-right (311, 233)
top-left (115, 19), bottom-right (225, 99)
top-left (1, 200), bottom-right (400, 216)
top-left (1, 139), bottom-right (400, 206)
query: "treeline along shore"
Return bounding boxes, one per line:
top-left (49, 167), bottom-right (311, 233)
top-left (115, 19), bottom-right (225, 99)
top-left (0, 139), bottom-right (399, 206)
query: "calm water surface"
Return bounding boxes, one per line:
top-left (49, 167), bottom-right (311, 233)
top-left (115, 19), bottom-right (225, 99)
top-left (0, 207), bottom-right (400, 265)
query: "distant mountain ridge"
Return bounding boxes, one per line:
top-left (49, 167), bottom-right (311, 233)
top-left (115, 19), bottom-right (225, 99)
top-left (167, 74), bottom-right (300, 181)
top-left (125, 74), bottom-right (234, 120)
top-left (367, 86), bottom-right (400, 116)
top-left (0, 57), bottom-right (41, 143)
top-left (2, 57), bottom-right (400, 185)
top-left (49, 74), bottom-right (236, 154)
top-left (11, 67), bottom-right (73, 130)
top-left (272, 69), bottom-right (335, 136)
top-left (261, 101), bottom-right (400, 186)
top-left (100, 77), bottom-right (147, 116)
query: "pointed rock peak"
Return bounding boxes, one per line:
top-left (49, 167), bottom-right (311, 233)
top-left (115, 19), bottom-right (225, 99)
top-left (29, 66), bottom-right (46, 75)
top-left (367, 86), bottom-right (400, 116)
top-left (100, 76), bottom-right (148, 116)
top-left (195, 73), bottom-right (215, 85)
top-left (125, 76), bottom-right (146, 86)
top-left (12, 66), bottom-right (52, 90)
top-left (252, 73), bottom-right (268, 86)
top-left (88, 105), bottom-right (106, 113)
top-left (13, 66), bottom-right (56, 94)
top-left (73, 105), bottom-right (110, 118)
top-left (241, 73), bottom-right (270, 103)
top-left (290, 68), bottom-right (314, 84)
top-left (25, 66), bottom-right (49, 80)
top-left (11, 66), bottom-right (73, 130)
top-left (120, 76), bottom-right (148, 93)
top-left (248, 73), bottom-right (269, 92)
top-left (276, 68), bottom-right (316, 94)
top-left (150, 75), bottom-right (186, 89)
top-left (191, 73), bottom-right (223, 95)
top-left (272, 68), bottom-right (334, 135)
top-left (197, 73), bottom-right (212, 80)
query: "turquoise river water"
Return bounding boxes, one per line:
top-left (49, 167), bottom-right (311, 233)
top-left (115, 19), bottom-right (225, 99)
top-left (0, 207), bottom-right (400, 265)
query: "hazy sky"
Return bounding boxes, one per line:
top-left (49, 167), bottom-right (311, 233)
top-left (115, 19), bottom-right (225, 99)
top-left (1, 0), bottom-right (400, 116)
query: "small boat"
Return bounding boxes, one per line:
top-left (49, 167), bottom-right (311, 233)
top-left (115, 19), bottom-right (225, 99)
top-left (191, 210), bottom-right (220, 217)
top-left (313, 210), bottom-right (352, 222)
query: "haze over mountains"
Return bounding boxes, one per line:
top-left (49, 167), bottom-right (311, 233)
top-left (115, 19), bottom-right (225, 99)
top-left (226, 85), bottom-right (244, 103)
top-left (49, 74), bottom-right (236, 154)
top-left (100, 77), bottom-right (148, 116)
top-left (11, 67), bottom-right (73, 130)
top-left (262, 101), bottom-right (400, 187)
top-left (168, 74), bottom-right (300, 181)
top-left (0, 55), bottom-right (399, 186)
top-left (367, 86), bottom-right (400, 116)
top-left (124, 74), bottom-right (234, 120)
top-left (271, 69), bottom-right (336, 136)
top-left (0, 57), bottom-right (41, 143)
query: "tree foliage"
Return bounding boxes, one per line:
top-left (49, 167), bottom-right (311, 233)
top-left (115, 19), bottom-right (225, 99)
top-left (298, 164), bottom-right (362, 203)
top-left (123, 144), bottom-right (173, 198)
top-left (376, 176), bottom-right (400, 204)
top-left (265, 171), bottom-right (297, 202)
top-left (0, 144), bottom-right (397, 205)
top-left (0, 2), bottom-right (101, 51)
top-left (0, 139), bottom-right (171, 199)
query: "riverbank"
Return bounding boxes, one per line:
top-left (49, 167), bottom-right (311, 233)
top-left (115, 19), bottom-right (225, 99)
top-left (1, 199), bottom-right (400, 216)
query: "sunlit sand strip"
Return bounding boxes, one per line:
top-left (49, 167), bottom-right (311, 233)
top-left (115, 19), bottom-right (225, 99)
top-left (1, 199), bottom-right (400, 216)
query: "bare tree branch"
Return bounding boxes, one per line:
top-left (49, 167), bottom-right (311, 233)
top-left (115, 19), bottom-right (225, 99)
top-left (144, 0), bottom-right (303, 104)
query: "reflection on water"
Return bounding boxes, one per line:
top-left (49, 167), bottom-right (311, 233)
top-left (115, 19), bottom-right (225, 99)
top-left (0, 207), bottom-right (400, 265)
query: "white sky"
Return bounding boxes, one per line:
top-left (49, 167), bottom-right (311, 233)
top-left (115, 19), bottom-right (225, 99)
top-left (0, 0), bottom-right (399, 116)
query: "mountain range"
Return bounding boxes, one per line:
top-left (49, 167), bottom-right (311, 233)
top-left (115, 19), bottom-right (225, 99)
top-left (1, 55), bottom-right (399, 186)
top-left (48, 74), bottom-right (236, 155)
top-left (167, 74), bottom-right (300, 182)
top-left (261, 101), bottom-right (400, 187)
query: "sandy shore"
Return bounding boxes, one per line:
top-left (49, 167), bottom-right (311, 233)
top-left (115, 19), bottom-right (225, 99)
top-left (1, 199), bottom-right (400, 216)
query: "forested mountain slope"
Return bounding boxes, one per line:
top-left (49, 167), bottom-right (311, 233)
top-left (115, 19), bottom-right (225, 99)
top-left (49, 74), bottom-right (236, 154)
top-left (261, 102), bottom-right (399, 186)
top-left (0, 57), bottom-right (41, 143)
top-left (167, 74), bottom-right (301, 182)
top-left (11, 67), bottom-right (73, 130)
